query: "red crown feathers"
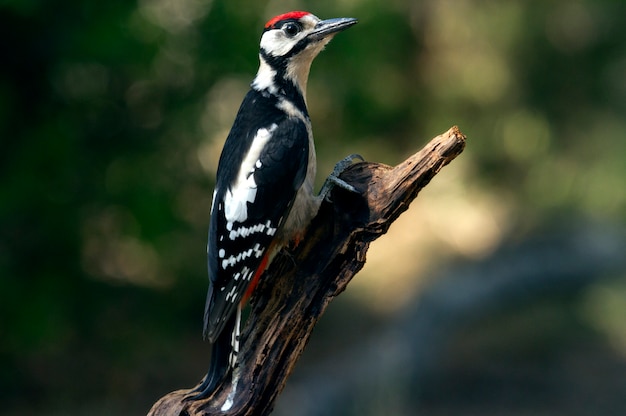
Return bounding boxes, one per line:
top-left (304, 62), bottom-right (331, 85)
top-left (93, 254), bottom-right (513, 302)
top-left (264, 11), bottom-right (311, 29)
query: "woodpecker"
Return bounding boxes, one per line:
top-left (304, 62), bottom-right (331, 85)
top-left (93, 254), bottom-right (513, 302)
top-left (189, 11), bottom-right (358, 400)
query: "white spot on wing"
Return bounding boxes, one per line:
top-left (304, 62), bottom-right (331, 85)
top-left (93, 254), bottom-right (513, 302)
top-left (227, 221), bottom-right (275, 240)
top-left (225, 285), bottom-right (238, 303)
top-left (244, 269), bottom-right (253, 281)
top-left (253, 243), bottom-right (264, 258)
top-left (221, 241), bottom-right (268, 269)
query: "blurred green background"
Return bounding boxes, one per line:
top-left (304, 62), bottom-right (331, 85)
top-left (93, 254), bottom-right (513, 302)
top-left (1, 0), bottom-right (625, 415)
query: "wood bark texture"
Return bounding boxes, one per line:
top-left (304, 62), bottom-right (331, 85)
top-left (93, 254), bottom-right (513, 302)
top-left (147, 126), bottom-right (467, 416)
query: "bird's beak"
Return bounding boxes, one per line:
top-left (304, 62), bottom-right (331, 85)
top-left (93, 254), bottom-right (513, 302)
top-left (308, 17), bottom-right (358, 41)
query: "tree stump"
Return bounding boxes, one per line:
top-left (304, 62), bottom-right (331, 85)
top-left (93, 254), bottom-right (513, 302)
top-left (148, 126), bottom-right (467, 416)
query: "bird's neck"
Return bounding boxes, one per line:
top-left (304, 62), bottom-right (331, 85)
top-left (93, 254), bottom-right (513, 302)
top-left (252, 54), bottom-right (309, 116)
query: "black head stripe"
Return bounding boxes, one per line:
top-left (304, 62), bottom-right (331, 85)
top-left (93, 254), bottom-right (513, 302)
top-left (258, 49), bottom-right (308, 114)
top-left (259, 48), bottom-right (286, 71)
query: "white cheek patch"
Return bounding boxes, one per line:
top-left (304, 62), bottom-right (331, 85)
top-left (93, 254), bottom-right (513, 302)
top-left (260, 30), bottom-right (303, 57)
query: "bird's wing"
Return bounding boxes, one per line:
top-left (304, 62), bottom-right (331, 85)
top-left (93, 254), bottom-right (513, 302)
top-left (203, 116), bottom-right (309, 342)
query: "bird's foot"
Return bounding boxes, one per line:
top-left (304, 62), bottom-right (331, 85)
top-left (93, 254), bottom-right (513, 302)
top-left (319, 153), bottom-right (364, 201)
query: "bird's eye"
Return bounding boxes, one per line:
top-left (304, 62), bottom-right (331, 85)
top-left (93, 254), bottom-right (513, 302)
top-left (283, 22), bottom-right (300, 37)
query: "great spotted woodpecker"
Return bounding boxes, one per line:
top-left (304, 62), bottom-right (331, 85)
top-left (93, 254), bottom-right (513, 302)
top-left (189, 11), bottom-right (358, 400)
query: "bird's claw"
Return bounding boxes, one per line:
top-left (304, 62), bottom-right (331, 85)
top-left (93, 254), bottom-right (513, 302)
top-left (320, 154), bottom-right (364, 201)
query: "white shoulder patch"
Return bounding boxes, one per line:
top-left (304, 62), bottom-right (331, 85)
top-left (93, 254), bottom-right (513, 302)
top-left (223, 124), bottom-right (278, 225)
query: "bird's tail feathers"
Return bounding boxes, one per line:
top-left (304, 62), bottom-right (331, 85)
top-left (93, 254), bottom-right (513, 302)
top-left (187, 310), bottom-right (238, 401)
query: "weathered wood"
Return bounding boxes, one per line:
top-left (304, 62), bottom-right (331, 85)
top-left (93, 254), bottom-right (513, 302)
top-left (147, 126), bottom-right (467, 416)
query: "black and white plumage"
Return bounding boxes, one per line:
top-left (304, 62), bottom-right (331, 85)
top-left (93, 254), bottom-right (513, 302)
top-left (189, 11), bottom-right (358, 401)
